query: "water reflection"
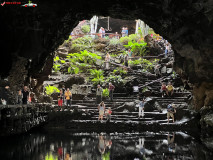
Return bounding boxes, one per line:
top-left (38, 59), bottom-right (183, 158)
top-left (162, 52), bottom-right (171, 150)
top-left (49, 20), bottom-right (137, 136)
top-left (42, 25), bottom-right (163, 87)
top-left (0, 131), bottom-right (212, 160)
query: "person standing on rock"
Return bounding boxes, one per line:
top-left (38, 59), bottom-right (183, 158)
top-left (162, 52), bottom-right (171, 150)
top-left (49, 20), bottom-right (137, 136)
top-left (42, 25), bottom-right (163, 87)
top-left (58, 89), bottom-right (63, 109)
top-left (166, 82), bottom-right (174, 97)
top-left (109, 83), bottom-right (115, 102)
top-left (22, 86), bottom-right (29, 105)
top-left (138, 98), bottom-right (145, 118)
top-left (105, 53), bottom-right (111, 70)
top-left (167, 104), bottom-right (176, 123)
top-left (96, 85), bottom-right (103, 105)
top-left (65, 88), bottom-right (72, 107)
top-left (98, 101), bottom-right (105, 121)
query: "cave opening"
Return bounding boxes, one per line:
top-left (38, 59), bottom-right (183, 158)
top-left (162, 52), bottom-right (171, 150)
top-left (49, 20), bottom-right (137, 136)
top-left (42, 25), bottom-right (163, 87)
top-left (0, 0), bottom-right (213, 159)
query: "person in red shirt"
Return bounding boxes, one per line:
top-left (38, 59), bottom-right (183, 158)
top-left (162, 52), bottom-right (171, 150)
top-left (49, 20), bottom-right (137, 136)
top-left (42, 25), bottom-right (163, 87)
top-left (161, 82), bottom-right (167, 98)
top-left (105, 107), bottom-right (112, 121)
top-left (108, 83), bottom-right (115, 101)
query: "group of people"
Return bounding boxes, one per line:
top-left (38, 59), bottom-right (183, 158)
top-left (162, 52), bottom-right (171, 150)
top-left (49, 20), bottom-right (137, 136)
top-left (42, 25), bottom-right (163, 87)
top-left (0, 85), bottom-right (31, 105)
top-left (57, 85), bottom-right (72, 108)
top-left (161, 82), bottom-right (174, 97)
top-left (99, 27), bottom-right (105, 38)
top-left (121, 27), bottom-right (128, 37)
top-left (96, 83), bottom-right (115, 122)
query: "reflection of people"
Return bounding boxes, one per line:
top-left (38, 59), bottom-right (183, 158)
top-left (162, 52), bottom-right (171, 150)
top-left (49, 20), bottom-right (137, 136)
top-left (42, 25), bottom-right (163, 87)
top-left (22, 86), bottom-right (29, 104)
top-left (168, 133), bottom-right (176, 153)
top-left (136, 138), bottom-right (146, 159)
top-left (65, 152), bottom-right (72, 160)
top-left (96, 85), bottom-right (103, 104)
top-left (98, 135), bottom-right (106, 154)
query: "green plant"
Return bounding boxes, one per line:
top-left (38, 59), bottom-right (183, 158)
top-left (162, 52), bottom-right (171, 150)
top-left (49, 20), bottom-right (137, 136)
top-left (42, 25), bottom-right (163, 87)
top-left (53, 63), bottom-right (61, 72)
top-left (113, 68), bottom-right (127, 76)
top-left (129, 34), bottom-right (140, 42)
top-left (54, 56), bottom-right (60, 62)
top-left (142, 87), bottom-right (148, 93)
top-left (71, 36), bottom-right (93, 52)
top-left (60, 60), bottom-right (66, 63)
top-left (45, 85), bottom-right (60, 96)
top-left (90, 69), bottom-right (105, 85)
top-left (109, 38), bottom-right (120, 46)
top-left (102, 88), bottom-right (109, 97)
top-left (81, 25), bottom-right (90, 34)
top-left (124, 41), bottom-right (147, 57)
top-left (119, 36), bottom-right (132, 45)
top-left (106, 75), bottom-right (124, 86)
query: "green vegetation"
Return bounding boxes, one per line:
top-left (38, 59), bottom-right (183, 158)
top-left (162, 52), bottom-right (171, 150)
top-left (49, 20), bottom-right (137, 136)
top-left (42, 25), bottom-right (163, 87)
top-left (71, 36), bottom-right (93, 52)
top-left (124, 41), bottom-right (147, 57)
top-left (106, 75), bottom-right (124, 86)
top-left (81, 25), bottom-right (90, 34)
top-left (45, 85), bottom-right (60, 96)
top-left (102, 88), bottom-right (109, 97)
top-left (90, 69), bottom-right (105, 85)
top-left (113, 68), bottom-right (127, 76)
top-left (109, 38), bottom-right (120, 46)
top-left (53, 63), bottom-right (61, 73)
top-left (119, 36), bottom-right (132, 45)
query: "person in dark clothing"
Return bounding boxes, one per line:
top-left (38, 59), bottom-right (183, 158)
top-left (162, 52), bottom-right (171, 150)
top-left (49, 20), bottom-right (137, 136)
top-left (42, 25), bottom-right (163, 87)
top-left (108, 83), bottom-right (115, 102)
top-left (96, 85), bottom-right (103, 105)
top-left (62, 85), bottom-right (66, 105)
top-left (22, 86), bottom-right (29, 104)
top-left (0, 86), bottom-right (10, 105)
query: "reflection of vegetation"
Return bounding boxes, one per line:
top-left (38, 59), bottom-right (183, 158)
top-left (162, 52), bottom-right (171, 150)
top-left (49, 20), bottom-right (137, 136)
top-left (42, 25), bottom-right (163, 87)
top-left (45, 85), bottom-right (60, 96)
top-left (102, 88), bottom-right (109, 97)
top-left (81, 25), bottom-right (90, 34)
top-left (45, 152), bottom-right (57, 160)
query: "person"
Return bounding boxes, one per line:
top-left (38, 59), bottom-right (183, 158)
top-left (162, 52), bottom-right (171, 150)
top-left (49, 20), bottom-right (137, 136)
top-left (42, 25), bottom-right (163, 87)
top-left (98, 134), bottom-right (106, 154)
top-left (108, 83), bottom-right (115, 102)
top-left (138, 98), bottom-right (145, 118)
top-left (105, 107), bottom-right (112, 121)
top-left (58, 89), bottom-right (63, 108)
top-left (98, 101), bottom-right (105, 121)
top-left (17, 89), bottom-right (23, 104)
top-left (96, 85), bottom-right (103, 104)
top-left (165, 43), bottom-right (169, 57)
top-left (22, 86), bottom-right (29, 104)
top-left (127, 49), bottom-right (132, 57)
top-left (166, 82), bottom-right (174, 97)
top-left (62, 85), bottom-right (66, 104)
top-left (65, 88), bottom-right (72, 106)
top-left (125, 27), bottom-right (128, 36)
top-left (154, 64), bottom-right (161, 77)
top-left (124, 54), bottom-right (129, 67)
top-left (115, 32), bottom-right (119, 39)
top-left (0, 85), bottom-right (10, 105)
top-left (121, 27), bottom-right (125, 37)
top-left (102, 27), bottom-right (105, 38)
top-left (105, 53), bottom-right (111, 70)
top-left (99, 27), bottom-right (103, 38)
top-left (167, 104), bottom-right (176, 123)
top-left (161, 82), bottom-right (167, 98)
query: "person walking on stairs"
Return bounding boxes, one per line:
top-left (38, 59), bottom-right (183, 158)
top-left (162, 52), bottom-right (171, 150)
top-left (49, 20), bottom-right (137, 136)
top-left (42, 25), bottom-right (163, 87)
top-left (167, 104), bottom-right (176, 123)
top-left (105, 53), bottom-right (111, 70)
top-left (166, 82), bottom-right (174, 97)
top-left (161, 82), bottom-right (167, 98)
top-left (98, 101), bottom-right (105, 122)
top-left (65, 88), bottom-right (72, 107)
top-left (138, 98), bottom-right (145, 118)
top-left (105, 107), bottom-right (112, 122)
top-left (58, 89), bottom-right (63, 109)
top-left (109, 83), bottom-right (115, 102)
top-left (96, 85), bottom-right (103, 105)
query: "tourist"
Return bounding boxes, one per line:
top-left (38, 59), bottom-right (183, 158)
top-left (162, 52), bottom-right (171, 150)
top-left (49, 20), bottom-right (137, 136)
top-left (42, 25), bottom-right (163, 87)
top-left (166, 82), bottom-right (174, 97)
top-left (125, 27), bottom-right (128, 36)
top-left (65, 88), bottom-right (72, 106)
top-left (17, 89), bottom-right (23, 104)
top-left (99, 27), bottom-right (103, 38)
top-left (58, 89), bottom-right (63, 108)
top-left (62, 85), bottom-right (66, 104)
top-left (105, 107), bottom-right (112, 121)
top-left (161, 82), bottom-right (167, 98)
top-left (102, 27), bottom-right (105, 38)
top-left (96, 85), bottom-right (103, 105)
top-left (127, 49), bottom-right (132, 58)
top-left (154, 64), bottom-right (161, 77)
top-left (22, 86), bottom-right (29, 105)
top-left (124, 54), bottom-right (129, 67)
top-left (98, 101), bottom-right (105, 121)
top-left (115, 32), bottom-right (119, 39)
top-left (138, 98), bottom-right (145, 118)
top-left (109, 83), bottom-right (115, 102)
top-left (167, 104), bottom-right (176, 123)
top-left (121, 27), bottom-right (125, 37)
top-left (0, 85), bottom-right (10, 105)
top-left (165, 43), bottom-right (169, 57)
top-left (105, 53), bottom-right (111, 70)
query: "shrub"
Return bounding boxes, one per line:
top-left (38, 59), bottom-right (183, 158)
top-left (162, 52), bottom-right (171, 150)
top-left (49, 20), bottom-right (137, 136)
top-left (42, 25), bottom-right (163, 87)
top-left (109, 38), bottom-right (120, 46)
top-left (119, 36), bottom-right (132, 45)
top-left (81, 25), bottom-right (90, 34)
top-left (71, 36), bottom-right (93, 52)
top-left (106, 75), bottom-right (124, 86)
top-left (90, 69), bottom-right (105, 85)
top-left (113, 68), bottom-right (127, 76)
top-left (129, 34), bottom-right (140, 42)
top-left (53, 63), bottom-right (61, 73)
top-left (102, 88), bottom-right (109, 97)
top-left (45, 85), bottom-right (60, 96)
top-left (124, 41), bottom-right (147, 57)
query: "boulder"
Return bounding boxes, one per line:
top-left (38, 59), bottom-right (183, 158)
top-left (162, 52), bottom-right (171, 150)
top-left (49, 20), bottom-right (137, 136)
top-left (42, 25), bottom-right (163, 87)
top-left (167, 68), bottom-right (173, 74)
top-left (71, 84), bottom-right (92, 95)
top-left (59, 75), bottom-right (85, 88)
top-left (203, 114), bottom-right (213, 127)
top-left (56, 50), bottom-right (68, 58)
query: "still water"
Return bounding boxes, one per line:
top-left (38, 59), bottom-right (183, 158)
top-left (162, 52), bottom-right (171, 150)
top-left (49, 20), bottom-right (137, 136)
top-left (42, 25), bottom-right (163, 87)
top-left (0, 130), bottom-right (212, 160)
